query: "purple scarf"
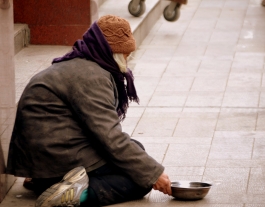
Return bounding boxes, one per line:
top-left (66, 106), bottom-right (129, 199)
top-left (52, 22), bottom-right (139, 120)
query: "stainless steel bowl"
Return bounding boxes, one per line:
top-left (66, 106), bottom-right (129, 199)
top-left (171, 181), bottom-right (211, 200)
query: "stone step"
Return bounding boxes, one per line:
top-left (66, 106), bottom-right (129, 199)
top-left (14, 23), bottom-right (30, 55)
top-left (13, 0), bottom-right (163, 56)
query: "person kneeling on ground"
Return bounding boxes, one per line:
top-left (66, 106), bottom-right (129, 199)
top-left (6, 15), bottom-right (172, 207)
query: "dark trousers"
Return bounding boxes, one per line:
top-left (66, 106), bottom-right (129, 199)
top-left (86, 162), bottom-right (152, 206)
top-left (33, 140), bottom-right (152, 206)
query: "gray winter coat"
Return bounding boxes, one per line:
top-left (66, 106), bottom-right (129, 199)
top-left (6, 58), bottom-right (164, 188)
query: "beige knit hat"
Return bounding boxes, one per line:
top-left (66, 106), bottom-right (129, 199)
top-left (97, 15), bottom-right (136, 54)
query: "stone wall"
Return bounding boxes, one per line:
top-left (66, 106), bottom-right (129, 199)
top-left (13, 0), bottom-right (91, 45)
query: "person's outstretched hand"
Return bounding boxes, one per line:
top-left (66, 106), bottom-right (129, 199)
top-left (153, 172), bottom-right (172, 195)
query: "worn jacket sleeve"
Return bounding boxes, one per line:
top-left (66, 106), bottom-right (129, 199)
top-left (64, 65), bottom-right (164, 188)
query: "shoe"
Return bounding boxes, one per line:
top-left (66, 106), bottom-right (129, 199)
top-left (23, 178), bottom-right (34, 191)
top-left (35, 166), bottom-right (89, 207)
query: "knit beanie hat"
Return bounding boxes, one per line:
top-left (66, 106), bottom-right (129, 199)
top-left (97, 15), bottom-right (136, 54)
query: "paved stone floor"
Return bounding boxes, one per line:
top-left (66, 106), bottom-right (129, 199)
top-left (1, 0), bottom-right (265, 206)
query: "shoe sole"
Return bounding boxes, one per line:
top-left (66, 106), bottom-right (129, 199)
top-left (35, 166), bottom-right (89, 207)
top-left (63, 166), bottom-right (87, 183)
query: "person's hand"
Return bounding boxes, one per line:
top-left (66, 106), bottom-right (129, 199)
top-left (153, 172), bottom-right (172, 195)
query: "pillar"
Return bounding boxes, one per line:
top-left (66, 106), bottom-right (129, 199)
top-left (0, 0), bottom-right (16, 202)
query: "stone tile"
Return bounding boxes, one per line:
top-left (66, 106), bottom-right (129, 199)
top-left (175, 42), bottom-right (208, 56)
top-left (235, 40), bottom-right (265, 53)
top-left (183, 108), bottom-right (221, 113)
top-left (143, 143), bottom-right (168, 163)
top-left (188, 19), bottom-right (217, 30)
top-left (239, 28), bottom-right (265, 44)
top-left (121, 117), bottom-right (141, 136)
top-left (148, 91), bottom-right (188, 107)
top-left (173, 112), bottom-right (218, 137)
top-left (252, 137), bottom-right (265, 159)
top-left (181, 29), bottom-right (212, 44)
top-left (185, 91), bottom-right (224, 107)
top-left (165, 56), bottom-right (202, 74)
top-left (109, 196), bottom-right (153, 207)
top-left (155, 17), bottom-right (188, 35)
top-left (216, 20), bottom-right (244, 32)
top-left (209, 30), bottom-right (240, 45)
top-left (258, 92), bottom-right (265, 107)
top-left (0, 178), bottom-right (36, 207)
top-left (137, 107), bottom-right (182, 118)
top-left (222, 91), bottom-right (259, 107)
top-left (132, 62), bottom-right (167, 77)
top-left (206, 159), bottom-right (264, 168)
top-left (129, 76), bottom-right (160, 106)
top-left (214, 131), bottom-right (265, 139)
top-left (0, 125), bottom-right (13, 145)
top-left (199, 0), bottom-right (225, 9)
top-left (246, 194), bottom-right (265, 204)
top-left (156, 76), bottom-right (194, 92)
top-left (163, 144), bottom-right (211, 166)
top-left (139, 47), bottom-right (176, 63)
top-left (231, 55), bottom-right (265, 73)
top-left (216, 109), bottom-right (257, 131)
top-left (173, 120), bottom-right (216, 136)
top-left (226, 72), bottom-right (262, 91)
top-left (229, 6), bottom-right (248, 17)
top-left (148, 190), bottom-right (195, 206)
top-left (209, 137), bottom-right (253, 159)
top-left (194, 204), bottom-right (243, 207)
top-left (191, 76), bottom-right (227, 91)
top-left (256, 111), bottom-right (265, 130)
top-left (169, 175), bottom-right (203, 183)
top-left (129, 50), bottom-right (146, 65)
top-left (133, 137), bottom-right (212, 145)
top-left (261, 74), bottom-right (265, 92)
top-left (193, 8), bottom-right (221, 20)
top-left (205, 43), bottom-right (236, 56)
top-left (203, 168), bottom-right (249, 194)
top-left (195, 193), bottom-right (247, 204)
top-left (149, 34), bottom-right (182, 46)
top-left (132, 108), bottom-right (181, 137)
top-left (248, 168), bottom-right (265, 194)
top-left (165, 166), bottom-right (205, 177)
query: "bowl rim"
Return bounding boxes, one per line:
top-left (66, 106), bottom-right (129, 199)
top-left (171, 181), bottom-right (212, 189)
